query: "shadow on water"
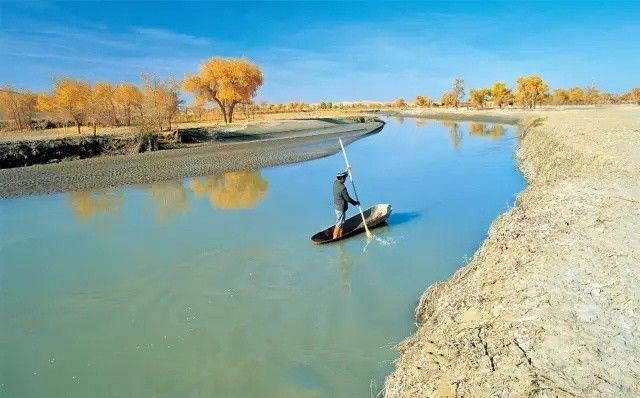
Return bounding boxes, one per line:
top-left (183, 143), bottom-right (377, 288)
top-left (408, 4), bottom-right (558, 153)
top-left (387, 211), bottom-right (423, 226)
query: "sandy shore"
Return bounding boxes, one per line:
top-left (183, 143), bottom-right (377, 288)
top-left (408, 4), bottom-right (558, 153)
top-left (384, 105), bottom-right (640, 396)
top-left (0, 118), bottom-right (383, 198)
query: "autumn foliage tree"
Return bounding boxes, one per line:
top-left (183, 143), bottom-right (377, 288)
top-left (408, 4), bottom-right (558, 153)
top-left (489, 82), bottom-right (512, 108)
top-left (515, 75), bottom-right (548, 109)
top-left (113, 82), bottom-right (143, 126)
top-left (141, 73), bottom-right (181, 131)
top-left (391, 97), bottom-right (407, 108)
top-left (183, 57), bottom-right (263, 124)
top-left (37, 77), bottom-right (92, 134)
top-left (469, 88), bottom-right (490, 108)
top-left (0, 87), bottom-right (37, 130)
top-left (415, 95), bottom-right (433, 107)
top-left (440, 92), bottom-right (456, 107)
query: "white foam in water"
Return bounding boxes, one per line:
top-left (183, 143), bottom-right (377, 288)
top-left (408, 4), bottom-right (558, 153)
top-left (362, 233), bottom-right (398, 252)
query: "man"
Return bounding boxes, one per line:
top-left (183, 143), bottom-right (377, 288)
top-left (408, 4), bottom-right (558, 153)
top-left (333, 169), bottom-right (360, 239)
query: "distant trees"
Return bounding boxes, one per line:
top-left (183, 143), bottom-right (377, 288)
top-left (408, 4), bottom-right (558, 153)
top-left (621, 87), bottom-right (640, 104)
top-left (415, 95), bottom-right (433, 107)
top-left (515, 75), bottom-right (549, 109)
top-left (452, 78), bottom-right (465, 108)
top-left (438, 78), bottom-right (465, 108)
top-left (141, 73), bottom-right (180, 131)
top-left (489, 82), bottom-right (512, 108)
top-left (469, 88), bottom-right (491, 109)
top-left (550, 88), bottom-right (569, 105)
top-left (440, 92), bottom-right (456, 107)
top-left (0, 87), bottom-right (37, 130)
top-left (113, 83), bottom-right (143, 126)
top-left (37, 77), bottom-right (92, 134)
top-left (567, 87), bottom-right (584, 104)
top-left (391, 97), bottom-right (407, 108)
top-left (183, 57), bottom-right (263, 123)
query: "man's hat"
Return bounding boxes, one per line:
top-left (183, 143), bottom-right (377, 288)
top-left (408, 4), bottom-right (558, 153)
top-left (336, 170), bottom-right (348, 179)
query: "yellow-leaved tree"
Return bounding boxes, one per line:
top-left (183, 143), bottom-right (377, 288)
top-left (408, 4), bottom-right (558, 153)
top-left (141, 73), bottom-right (181, 131)
top-left (37, 77), bottom-right (92, 134)
top-left (88, 82), bottom-right (117, 135)
top-left (489, 82), bottom-right (512, 108)
top-left (391, 97), bottom-right (406, 108)
top-left (113, 83), bottom-right (144, 126)
top-left (415, 95), bottom-right (433, 107)
top-left (440, 92), bottom-right (456, 107)
top-left (514, 75), bottom-right (548, 109)
top-left (0, 87), bottom-right (37, 130)
top-left (551, 88), bottom-right (569, 105)
top-left (183, 57), bottom-right (263, 124)
top-left (568, 87), bottom-right (584, 104)
top-left (584, 86), bottom-right (601, 104)
top-left (469, 88), bottom-right (490, 109)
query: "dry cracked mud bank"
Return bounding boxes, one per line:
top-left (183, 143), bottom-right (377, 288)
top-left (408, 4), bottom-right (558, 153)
top-left (384, 106), bottom-right (640, 397)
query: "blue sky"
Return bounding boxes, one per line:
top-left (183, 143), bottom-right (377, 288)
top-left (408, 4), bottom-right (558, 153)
top-left (1, 1), bottom-right (639, 102)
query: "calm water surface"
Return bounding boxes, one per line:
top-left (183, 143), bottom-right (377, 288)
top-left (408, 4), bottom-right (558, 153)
top-left (0, 118), bottom-right (524, 397)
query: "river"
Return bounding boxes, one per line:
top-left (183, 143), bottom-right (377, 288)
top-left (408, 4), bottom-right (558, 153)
top-left (0, 117), bottom-right (524, 397)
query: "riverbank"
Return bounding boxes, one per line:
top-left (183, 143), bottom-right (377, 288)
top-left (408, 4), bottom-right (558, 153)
top-left (384, 105), bottom-right (640, 396)
top-left (0, 117), bottom-right (383, 198)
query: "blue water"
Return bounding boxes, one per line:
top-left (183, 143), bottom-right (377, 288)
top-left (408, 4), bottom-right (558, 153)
top-left (0, 118), bottom-right (524, 397)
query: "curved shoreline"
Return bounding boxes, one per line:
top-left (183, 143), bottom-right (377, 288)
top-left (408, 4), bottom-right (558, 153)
top-left (0, 118), bottom-right (384, 198)
top-left (384, 106), bottom-right (640, 396)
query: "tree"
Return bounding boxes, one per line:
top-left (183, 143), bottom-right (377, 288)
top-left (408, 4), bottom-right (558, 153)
top-left (550, 88), bottom-right (569, 105)
top-left (489, 82), bottom-right (512, 108)
top-left (113, 83), bottom-right (143, 126)
top-left (87, 82), bottom-right (118, 135)
top-left (469, 88), bottom-right (490, 109)
top-left (0, 87), bottom-right (37, 130)
top-left (621, 87), bottom-right (640, 104)
top-left (37, 77), bottom-right (92, 134)
top-left (452, 78), bottom-right (465, 108)
top-left (568, 87), bottom-right (584, 104)
top-left (584, 86), bottom-right (601, 104)
top-left (514, 75), bottom-right (548, 109)
top-left (440, 92), bottom-right (456, 107)
top-left (391, 97), bottom-right (406, 108)
top-left (141, 74), bottom-right (181, 131)
top-left (183, 57), bottom-right (263, 124)
top-left (415, 95), bottom-right (433, 107)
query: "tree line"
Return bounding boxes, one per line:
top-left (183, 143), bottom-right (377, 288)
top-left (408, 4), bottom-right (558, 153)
top-left (2, 65), bottom-right (639, 134)
top-left (0, 57), bottom-right (264, 134)
top-left (407, 76), bottom-right (640, 110)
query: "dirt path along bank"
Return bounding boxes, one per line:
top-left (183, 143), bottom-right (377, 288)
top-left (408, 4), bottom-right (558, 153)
top-left (384, 106), bottom-right (640, 397)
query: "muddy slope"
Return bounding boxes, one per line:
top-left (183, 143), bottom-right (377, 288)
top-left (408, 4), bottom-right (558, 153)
top-left (384, 106), bottom-right (640, 397)
top-left (0, 119), bottom-right (384, 198)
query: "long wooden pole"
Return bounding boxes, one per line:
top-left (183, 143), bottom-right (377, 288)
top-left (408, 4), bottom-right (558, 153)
top-left (339, 138), bottom-right (372, 239)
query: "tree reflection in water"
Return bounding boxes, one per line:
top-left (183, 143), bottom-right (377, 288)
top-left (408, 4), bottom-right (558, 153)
top-left (147, 181), bottom-right (190, 224)
top-left (467, 122), bottom-right (506, 138)
top-left (190, 170), bottom-right (268, 210)
top-left (67, 189), bottom-right (124, 226)
top-left (439, 120), bottom-right (462, 149)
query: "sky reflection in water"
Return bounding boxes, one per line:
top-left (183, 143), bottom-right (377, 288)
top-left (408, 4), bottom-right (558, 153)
top-left (0, 118), bottom-right (524, 397)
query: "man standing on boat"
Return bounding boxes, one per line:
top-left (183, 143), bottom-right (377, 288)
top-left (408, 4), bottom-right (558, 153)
top-left (333, 169), bottom-right (359, 239)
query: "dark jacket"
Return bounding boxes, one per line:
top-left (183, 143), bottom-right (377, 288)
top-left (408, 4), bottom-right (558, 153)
top-left (333, 180), bottom-right (357, 211)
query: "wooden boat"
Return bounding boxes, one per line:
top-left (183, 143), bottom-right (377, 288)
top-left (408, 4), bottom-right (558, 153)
top-left (311, 204), bottom-right (392, 244)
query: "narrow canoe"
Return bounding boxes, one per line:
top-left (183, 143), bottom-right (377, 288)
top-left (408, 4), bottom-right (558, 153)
top-left (311, 204), bottom-right (392, 244)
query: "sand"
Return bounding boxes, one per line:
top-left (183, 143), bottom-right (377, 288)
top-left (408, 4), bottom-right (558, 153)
top-left (384, 105), bottom-right (640, 397)
top-left (0, 118), bottom-right (383, 198)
